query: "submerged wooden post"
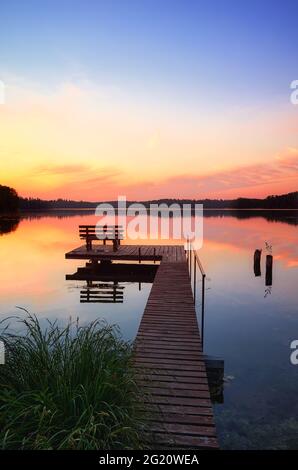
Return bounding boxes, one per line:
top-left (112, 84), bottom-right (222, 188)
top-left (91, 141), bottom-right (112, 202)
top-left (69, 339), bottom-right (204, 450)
top-left (204, 355), bottom-right (225, 404)
top-left (254, 249), bottom-right (262, 277)
top-left (266, 254), bottom-right (273, 286)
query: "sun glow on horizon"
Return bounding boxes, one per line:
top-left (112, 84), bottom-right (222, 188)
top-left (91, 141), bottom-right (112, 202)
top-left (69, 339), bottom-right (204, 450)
top-left (1, 78), bottom-right (298, 201)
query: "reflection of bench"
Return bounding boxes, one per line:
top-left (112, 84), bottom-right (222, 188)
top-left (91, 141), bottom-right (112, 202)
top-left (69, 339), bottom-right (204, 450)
top-left (80, 282), bottom-right (124, 303)
top-left (79, 225), bottom-right (123, 251)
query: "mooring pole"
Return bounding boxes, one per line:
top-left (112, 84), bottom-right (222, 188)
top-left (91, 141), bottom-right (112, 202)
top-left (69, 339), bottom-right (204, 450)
top-left (186, 237), bottom-right (189, 269)
top-left (201, 273), bottom-right (206, 350)
top-left (266, 254), bottom-right (273, 286)
top-left (193, 256), bottom-right (197, 305)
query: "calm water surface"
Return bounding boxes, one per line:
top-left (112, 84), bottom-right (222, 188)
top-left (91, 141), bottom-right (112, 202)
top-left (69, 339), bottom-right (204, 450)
top-left (0, 210), bottom-right (298, 449)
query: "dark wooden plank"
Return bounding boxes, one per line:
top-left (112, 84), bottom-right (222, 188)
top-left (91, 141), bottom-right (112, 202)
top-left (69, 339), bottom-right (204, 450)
top-left (143, 386), bottom-right (211, 398)
top-left (140, 403), bottom-right (214, 416)
top-left (142, 411), bottom-right (214, 426)
top-left (140, 381), bottom-right (209, 391)
top-left (143, 431), bottom-right (218, 449)
top-left (135, 373), bottom-right (209, 385)
top-left (145, 421), bottom-right (217, 437)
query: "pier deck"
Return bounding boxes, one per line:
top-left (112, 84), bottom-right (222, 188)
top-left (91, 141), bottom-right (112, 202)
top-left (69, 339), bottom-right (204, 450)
top-left (65, 244), bottom-right (186, 262)
top-left (135, 258), bottom-right (218, 449)
top-left (65, 243), bottom-right (218, 449)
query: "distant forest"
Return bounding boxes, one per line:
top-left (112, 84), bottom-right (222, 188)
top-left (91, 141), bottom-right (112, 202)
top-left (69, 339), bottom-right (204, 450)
top-left (19, 191), bottom-right (298, 210)
top-left (1, 184), bottom-right (298, 212)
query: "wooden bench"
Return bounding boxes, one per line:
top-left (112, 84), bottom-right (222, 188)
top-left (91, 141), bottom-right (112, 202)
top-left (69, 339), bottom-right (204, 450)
top-left (79, 225), bottom-right (124, 251)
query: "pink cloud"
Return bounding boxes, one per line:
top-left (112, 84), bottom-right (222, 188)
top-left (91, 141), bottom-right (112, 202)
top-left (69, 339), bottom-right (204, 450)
top-left (24, 149), bottom-right (298, 201)
top-left (157, 149), bottom-right (298, 198)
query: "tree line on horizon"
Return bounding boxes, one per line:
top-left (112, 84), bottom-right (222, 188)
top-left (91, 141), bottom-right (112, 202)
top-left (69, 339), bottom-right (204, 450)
top-left (18, 192), bottom-right (298, 210)
top-left (1, 184), bottom-right (298, 212)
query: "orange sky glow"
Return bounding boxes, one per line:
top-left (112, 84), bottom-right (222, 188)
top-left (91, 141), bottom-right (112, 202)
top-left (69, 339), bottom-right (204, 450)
top-left (1, 80), bottom-right (298, 201)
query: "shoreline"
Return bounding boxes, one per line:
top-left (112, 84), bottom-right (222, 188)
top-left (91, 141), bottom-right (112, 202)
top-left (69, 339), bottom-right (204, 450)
top-left (16, 207), bottom-right (298, 213)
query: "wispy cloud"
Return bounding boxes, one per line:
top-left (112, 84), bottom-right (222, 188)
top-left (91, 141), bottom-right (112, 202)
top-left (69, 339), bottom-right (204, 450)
top-left (33, 164), bottom-right (90, 176)
top-left (159, 148), bottom-right (298, 198)
top-left (23, 147), bottom-right (298, 200)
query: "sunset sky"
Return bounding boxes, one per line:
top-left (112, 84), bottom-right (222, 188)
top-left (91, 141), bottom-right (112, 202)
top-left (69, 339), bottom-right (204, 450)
top-left (0, 0), bottom-right (298, 201)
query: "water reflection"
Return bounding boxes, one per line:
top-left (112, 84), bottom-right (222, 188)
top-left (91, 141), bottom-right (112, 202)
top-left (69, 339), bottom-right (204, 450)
top-left (0, 210), bottom-right (298, 448)
top-left (203, 209), bottom-right (298, 226)
top-left (0, 217), bottom-right (20, 235)
top-left (20, 208), bottom-right (298, 226)
top-left (66, 262), bottom-right (158, 304)
top-left (80, 282), bottom-right (125, 304)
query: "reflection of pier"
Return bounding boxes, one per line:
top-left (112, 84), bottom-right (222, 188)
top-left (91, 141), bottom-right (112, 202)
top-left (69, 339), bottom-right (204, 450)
top-left (65, 227), bottom-right (219, 449)
top-left (80, 282), bottom-right (124, 304)
top-left (66, 262), bottom-right (158, 304)
top-left (66, 262), bottom-right (158, 283)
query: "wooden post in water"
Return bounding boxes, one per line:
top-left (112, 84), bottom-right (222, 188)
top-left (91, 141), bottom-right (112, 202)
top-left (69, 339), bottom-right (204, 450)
top-left (201, 273), bottom-right (206, 350)
top-left (266, 254), bottom-right (273, 286)
top-left (254, 249), bottom-right (262, 277)
top-left (193, 257), bottom-right (197, 304)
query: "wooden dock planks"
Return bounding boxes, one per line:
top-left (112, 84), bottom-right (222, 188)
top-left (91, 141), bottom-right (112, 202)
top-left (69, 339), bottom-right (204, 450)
top-left (134, 259), bottom-right (218, 449)
top-left (65, 244), bottom-right (185, 263)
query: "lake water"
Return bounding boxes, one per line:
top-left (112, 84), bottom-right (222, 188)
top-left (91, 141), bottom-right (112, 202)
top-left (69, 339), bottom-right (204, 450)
top-left (0, 210), bottom-right (298, 449)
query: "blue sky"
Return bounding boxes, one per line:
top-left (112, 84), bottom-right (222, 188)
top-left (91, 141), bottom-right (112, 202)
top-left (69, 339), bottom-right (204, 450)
top-left (1, 0), bottom-right (297, 106)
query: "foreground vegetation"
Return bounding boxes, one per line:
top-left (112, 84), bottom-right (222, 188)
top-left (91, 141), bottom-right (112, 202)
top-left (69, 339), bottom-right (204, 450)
top-left (0, 314), bottom-right (146, 449)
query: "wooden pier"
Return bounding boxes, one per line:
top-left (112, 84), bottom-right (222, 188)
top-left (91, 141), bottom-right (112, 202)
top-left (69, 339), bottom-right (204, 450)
top-left (65, 243), bottom-right (185, 263)
top-left (65, 242), bottom-right (218, 449)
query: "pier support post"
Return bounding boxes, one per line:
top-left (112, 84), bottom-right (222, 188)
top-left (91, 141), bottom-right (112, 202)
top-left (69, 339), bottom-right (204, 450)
top-left (201, 273), bottom-right (206, 350)
top-left (254, 249), bottom-right (262, 277)
top-left (266, 254), bottom-right (273, 286)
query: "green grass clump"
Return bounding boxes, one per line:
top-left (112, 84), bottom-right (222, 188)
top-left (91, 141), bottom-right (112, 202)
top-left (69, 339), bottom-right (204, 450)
top-left (0, 313), bottom-right (145, 449)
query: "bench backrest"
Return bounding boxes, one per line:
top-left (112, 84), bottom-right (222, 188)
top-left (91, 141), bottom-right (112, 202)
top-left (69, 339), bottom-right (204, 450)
top-left (79, 225), bottom-right (124, 240)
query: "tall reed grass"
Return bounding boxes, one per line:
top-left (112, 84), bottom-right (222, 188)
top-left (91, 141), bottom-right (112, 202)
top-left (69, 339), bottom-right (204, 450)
top-left (0, 313), bottom-right (146, 449)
